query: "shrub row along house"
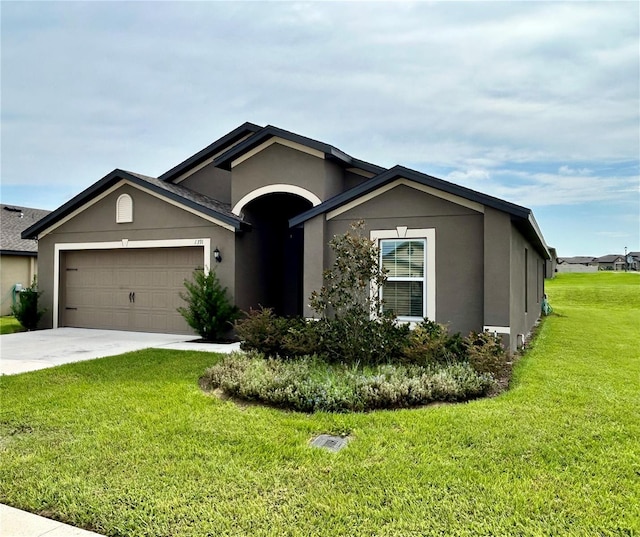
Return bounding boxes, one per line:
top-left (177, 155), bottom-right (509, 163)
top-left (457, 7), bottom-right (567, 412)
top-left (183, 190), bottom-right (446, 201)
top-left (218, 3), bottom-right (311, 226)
top-left (23, 123), bottom-right (551, 350)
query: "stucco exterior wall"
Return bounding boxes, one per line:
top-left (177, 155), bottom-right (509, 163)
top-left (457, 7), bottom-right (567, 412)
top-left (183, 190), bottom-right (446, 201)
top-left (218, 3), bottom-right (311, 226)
top-left (0, 255), bottom-right (37, 316)
top-left (324, 184), bottom-right (484, 336)
top-left (176, 166), bottom-right (232, 205)
top-left (36, 183), bottom-right (235, 329)
top-left (483, 208), bottom-right (511, 337)
top-left (509, 225), bottom-right (545, 348)
top-left (230, 143), bottom-right (343, 209)
top-left (301, 215), bottom-right (326, 318)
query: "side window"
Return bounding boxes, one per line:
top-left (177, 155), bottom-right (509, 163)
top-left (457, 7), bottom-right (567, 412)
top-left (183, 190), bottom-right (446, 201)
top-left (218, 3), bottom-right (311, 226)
top-left (380, 239), bottom-right (426, 320)
top-left (116, 194), bottom-right (133, 223)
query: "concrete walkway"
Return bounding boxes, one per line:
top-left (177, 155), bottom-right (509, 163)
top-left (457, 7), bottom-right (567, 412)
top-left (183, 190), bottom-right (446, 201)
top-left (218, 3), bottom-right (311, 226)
top-left (0, 504), bottom-right (105, 536)
top-left (0, 327), bottom-right (241, 535)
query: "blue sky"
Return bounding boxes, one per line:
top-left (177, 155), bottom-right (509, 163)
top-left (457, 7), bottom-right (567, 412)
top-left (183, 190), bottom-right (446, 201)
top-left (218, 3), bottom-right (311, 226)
top-left (2, 1), bottom-right (638, 257)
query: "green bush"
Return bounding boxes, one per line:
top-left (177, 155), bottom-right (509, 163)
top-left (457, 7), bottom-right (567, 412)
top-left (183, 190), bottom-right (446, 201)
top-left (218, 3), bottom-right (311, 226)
top-left (178, 268), bottom-right (239, 341)
top-left (402, 319), bottom-right (464, 366)
top-left (307, 220), bottom-right (412, 365)
top-left (465, 330), bottom-right (510, 378)
top-left (11, 278), bottom-right (45, 331)
top-left (200, 351), bottom-right (495, 413)
top-left (236, 307), bottom-right (298, 357)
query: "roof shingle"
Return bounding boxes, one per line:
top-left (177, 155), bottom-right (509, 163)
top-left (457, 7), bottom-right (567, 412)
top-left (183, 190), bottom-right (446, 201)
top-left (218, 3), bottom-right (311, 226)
top-left (1, 205), bottom-right (51, 254)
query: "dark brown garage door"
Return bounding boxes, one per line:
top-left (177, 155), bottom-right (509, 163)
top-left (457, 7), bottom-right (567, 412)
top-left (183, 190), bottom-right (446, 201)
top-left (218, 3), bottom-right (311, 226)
top-left (61, 247), bottom-right (202, 334)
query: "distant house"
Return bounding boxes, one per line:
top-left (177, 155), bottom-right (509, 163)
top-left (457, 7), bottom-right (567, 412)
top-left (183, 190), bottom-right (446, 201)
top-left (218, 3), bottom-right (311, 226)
top-left (628, 252), bottom-right (640, 271)
top-left (556, 256), bottom-right (598, 273)
top-left (545, 247), bottom-right (558, 279)
top-left (23, 122), bottom-right (550, 350)
top-left (0, 205), bottom-right (51, 316)
top-left (595, 255), bottom-right (626, 271)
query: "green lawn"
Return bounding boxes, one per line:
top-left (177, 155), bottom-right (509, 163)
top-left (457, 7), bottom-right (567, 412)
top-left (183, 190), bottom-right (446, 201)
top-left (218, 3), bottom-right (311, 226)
top-left (1, 273), bottom-right (638, 536)
top-left (0, 316), bottom-right (25, 335)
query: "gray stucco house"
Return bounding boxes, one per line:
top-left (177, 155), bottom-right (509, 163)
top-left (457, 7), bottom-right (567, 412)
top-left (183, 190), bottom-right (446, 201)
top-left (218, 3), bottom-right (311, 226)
top-left (23, 122), bottom-right (550, 350)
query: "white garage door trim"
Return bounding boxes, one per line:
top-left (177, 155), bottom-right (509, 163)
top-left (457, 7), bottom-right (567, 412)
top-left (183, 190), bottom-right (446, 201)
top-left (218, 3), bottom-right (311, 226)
top-left (53, 238), bottom-right (211, 329)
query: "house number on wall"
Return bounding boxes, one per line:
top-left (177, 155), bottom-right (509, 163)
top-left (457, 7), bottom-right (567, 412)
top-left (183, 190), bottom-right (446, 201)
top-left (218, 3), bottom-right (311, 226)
top-left (194, 239), bottom-right (204, 245)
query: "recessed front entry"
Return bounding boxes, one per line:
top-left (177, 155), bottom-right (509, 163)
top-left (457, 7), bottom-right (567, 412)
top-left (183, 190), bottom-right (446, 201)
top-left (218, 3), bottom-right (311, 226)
top-left (235, 193), bottom-right (311, 316)
top-left (60, 247), bottom-right (201, 333)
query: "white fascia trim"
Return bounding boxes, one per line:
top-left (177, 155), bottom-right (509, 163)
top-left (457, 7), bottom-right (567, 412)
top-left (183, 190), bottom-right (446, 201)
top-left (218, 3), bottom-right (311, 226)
top-left (483, 325), bottom-right (511, 335)
top-left (53, 238), bottom-right (210, 329)
top-left (327, 178), bottom-right (485, 221)
top-left (38, 180), bottom-right (236, 240)
top-left (232, 184), bottom-right (322, 216)
top-left (370, 228), bottom-right (436, 322)
top-left (231, 137), bottom-right (325, 168)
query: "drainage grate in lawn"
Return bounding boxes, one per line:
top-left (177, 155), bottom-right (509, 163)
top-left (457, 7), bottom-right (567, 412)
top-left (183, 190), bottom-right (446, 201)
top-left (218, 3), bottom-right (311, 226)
top-left (310, 434), bottom-right (348, 452)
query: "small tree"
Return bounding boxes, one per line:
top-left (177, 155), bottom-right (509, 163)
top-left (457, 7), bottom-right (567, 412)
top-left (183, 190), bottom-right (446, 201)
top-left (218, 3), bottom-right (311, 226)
top-left (11, 277), bottom-right (45, 331)
top-left (178, 268), bottom-right (239, 341)
top-left (309, 220), bottom-right (406, 364)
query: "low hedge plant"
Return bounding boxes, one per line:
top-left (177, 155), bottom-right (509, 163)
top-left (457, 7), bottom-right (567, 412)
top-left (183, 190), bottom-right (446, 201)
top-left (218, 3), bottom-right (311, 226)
top-left (200, 351), bottom-right (495, 413)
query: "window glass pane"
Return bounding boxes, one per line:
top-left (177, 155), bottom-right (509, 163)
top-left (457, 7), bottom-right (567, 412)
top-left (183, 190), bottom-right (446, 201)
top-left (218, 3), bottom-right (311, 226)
top-left (382, 281), bottom-right (423, 317)
top-left (381, 240), bottom-right (424, 277)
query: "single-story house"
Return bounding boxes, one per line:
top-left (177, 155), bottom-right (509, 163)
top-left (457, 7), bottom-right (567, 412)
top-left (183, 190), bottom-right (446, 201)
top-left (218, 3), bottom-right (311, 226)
top-left (1, 205), bottom-right (51, 316)
top-left (556, 256), bottom-right (598, 273)
top-left (23, 122), bottom-right (550, 350)
top-left (595, 255), bottom-right (626, 271)
top-left (628, 252), bottom-right (640, 271)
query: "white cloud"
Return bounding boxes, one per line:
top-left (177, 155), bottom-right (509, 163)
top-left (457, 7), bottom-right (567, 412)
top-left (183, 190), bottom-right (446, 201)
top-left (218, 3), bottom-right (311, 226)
top-left (1, 1), bottom-right (638, 255)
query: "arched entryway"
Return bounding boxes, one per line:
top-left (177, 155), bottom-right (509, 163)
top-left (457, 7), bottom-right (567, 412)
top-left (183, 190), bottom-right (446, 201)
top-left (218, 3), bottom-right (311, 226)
top-left (235, 193), bottom-right (312, 317)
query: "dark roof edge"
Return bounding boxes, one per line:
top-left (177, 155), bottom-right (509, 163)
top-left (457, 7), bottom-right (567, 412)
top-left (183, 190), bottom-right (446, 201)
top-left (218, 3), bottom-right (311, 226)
top-left (214, 125), bottom-right (385, 174)
top-left (159, 122), bottom-right (262, 182)
top-left (22, 169), bottom-right (245, 239)
top-left (291, 165), bottom-right (532, 226)
top-left (290, 164), bottom-right (549, 259)
top-left (1, 250), bottom-right (38, 257)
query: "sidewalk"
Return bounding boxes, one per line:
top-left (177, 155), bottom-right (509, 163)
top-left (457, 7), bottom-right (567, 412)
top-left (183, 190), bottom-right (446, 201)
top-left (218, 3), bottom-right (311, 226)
top-left (0, 504), bottom-right (104, 536)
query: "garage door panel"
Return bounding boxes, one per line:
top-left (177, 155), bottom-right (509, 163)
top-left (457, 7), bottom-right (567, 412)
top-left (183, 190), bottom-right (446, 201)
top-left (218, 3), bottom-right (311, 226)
top-left (62, 247), bottom-right (201, 334)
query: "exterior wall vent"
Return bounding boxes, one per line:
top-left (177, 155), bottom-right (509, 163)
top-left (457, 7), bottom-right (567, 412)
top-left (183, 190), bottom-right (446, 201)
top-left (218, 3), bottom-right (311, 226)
top-left (116, 194), bottom-right (133, 223)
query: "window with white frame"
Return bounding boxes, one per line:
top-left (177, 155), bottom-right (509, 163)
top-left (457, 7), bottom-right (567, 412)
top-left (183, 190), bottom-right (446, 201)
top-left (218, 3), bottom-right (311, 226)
top-left (371, 228), bottom-right (436, 323)
top-left (380, 238), bottom-right (426, 320)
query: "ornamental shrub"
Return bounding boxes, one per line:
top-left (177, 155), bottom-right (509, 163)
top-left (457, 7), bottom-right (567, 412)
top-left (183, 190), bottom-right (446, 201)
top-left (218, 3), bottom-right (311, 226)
top-left (178, 268), bottom-right (239, 341)
top-left (402, 319), bottom-right (466, 366)
top-left (309, 220), bottom-right (409, 365)
top-left (465, 330), bottom-right (510, 378)
top-left (235, 307), bottom-right (318, 358)
top-left (200, 351), bottom-right (495, 413)
top-left (11, 277), bottom-right (45, 330)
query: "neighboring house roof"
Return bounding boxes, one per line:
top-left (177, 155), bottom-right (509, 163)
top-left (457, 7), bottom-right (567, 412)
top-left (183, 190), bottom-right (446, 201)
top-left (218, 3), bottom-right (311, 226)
top-left (1, 205), bottom-right (51, 255)
top-left (628, 251), bottom-right (640, 259)
top-left (159, 122), bottom-right (262, 182)
top-left (22, 169), bottom-right (249, 239)
top-left (213, 124), bottom-right (386, 175)
top-left (595, 254), bottom-right (624, 263)
top-left (290, 165), bottom-right (550, 259)
top-left (557, 256), bottom-right (596, 264)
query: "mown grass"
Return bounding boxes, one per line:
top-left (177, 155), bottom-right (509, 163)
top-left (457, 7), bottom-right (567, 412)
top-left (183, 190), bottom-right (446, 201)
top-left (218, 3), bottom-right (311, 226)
top-left (0, 316), bottom-right (25, 335)
top-left (0, 272), bottom-right (638, 536)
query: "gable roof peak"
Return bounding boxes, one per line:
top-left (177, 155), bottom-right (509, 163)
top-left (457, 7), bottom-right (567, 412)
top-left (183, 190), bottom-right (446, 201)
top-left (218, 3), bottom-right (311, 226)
top-left (159, 122), bottom-right (263, 182)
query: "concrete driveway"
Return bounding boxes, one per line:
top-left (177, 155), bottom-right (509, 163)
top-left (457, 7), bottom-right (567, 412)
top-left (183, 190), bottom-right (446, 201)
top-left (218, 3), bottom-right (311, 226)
top-left (0, 327), bottom-right (241, 375)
